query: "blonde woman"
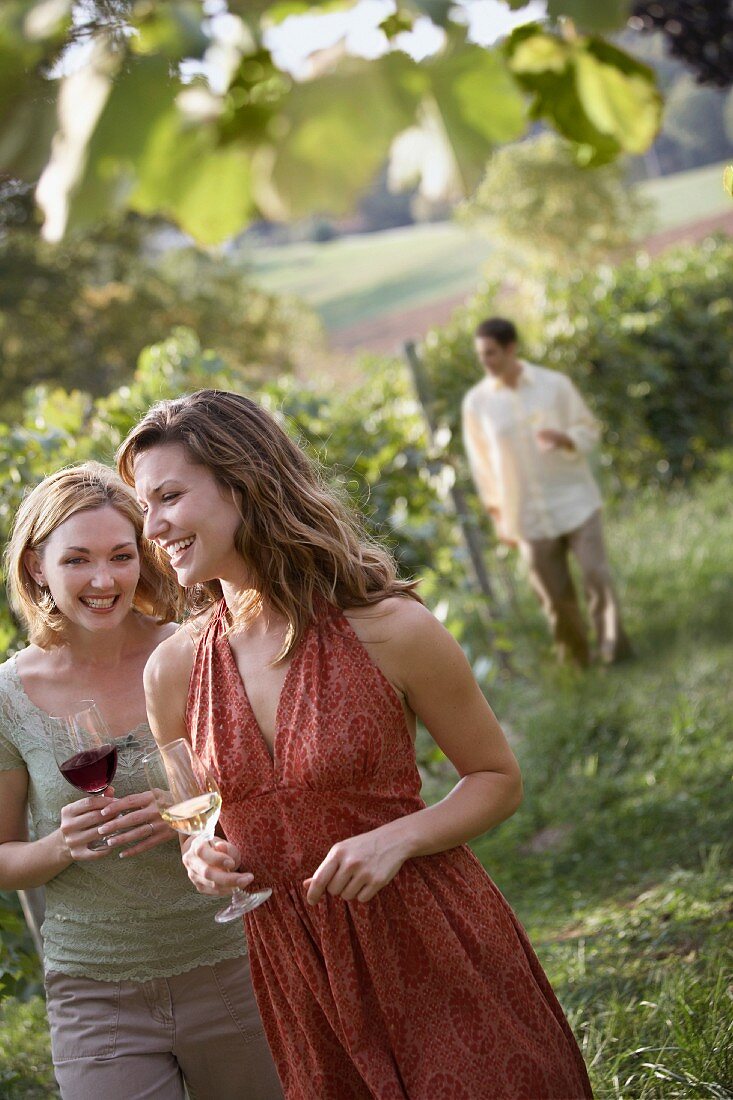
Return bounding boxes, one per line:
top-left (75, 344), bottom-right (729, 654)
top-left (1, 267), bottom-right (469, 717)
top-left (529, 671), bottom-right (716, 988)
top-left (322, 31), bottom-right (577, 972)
top-left (0, 463), bottom-right (282, 1100)
top-left (118, 391), bottom-right (593, 1100)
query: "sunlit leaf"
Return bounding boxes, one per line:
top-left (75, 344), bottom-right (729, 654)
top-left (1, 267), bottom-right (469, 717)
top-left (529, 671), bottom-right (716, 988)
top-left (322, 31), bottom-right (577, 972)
top-left (506, 26), bottom-right (660, 166)
top-left (0, 2), bottom-right (66, 173)
top-left (509, 33), bottom-right (570, 75)
top-left (724, 165), bottom-right (733, 198)
top-left (62, 55), bottom-right (177, 235)
top-left (425, 43), bottom-right (527, 192)
top-left (266, 55), bottom-right (416, 217)
top-left (19, 0), bottom-right (72, 42)
top-left (133, 116), bottom-right (254, 244)
top-left (575, 47), bottom-right (660, 154)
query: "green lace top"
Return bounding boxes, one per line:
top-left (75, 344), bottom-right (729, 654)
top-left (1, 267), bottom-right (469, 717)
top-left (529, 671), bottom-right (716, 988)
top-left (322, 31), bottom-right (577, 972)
top-left (0, 655), bottom-right (247, 982)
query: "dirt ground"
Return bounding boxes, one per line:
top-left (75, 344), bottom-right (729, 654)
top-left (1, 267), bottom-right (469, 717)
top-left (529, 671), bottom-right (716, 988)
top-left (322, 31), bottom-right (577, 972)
top-left (329, 208), bottom-right (733, 357)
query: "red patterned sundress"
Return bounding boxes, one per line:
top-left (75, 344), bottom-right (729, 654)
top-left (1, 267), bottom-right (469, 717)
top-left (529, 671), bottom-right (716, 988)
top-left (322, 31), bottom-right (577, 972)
top-left (187, 598), bottom-right (593, 1100)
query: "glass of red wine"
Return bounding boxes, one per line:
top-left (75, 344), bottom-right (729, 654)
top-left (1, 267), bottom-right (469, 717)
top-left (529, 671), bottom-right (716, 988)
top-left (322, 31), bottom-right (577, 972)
top-left (52, 701), bottom-right (118, 851)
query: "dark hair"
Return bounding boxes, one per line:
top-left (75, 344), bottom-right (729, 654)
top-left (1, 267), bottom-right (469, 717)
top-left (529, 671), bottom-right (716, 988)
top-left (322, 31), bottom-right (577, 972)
top-left (116, 390), bottom-right (421, 661)
top-left (474, 318), bottom-right (518, 346)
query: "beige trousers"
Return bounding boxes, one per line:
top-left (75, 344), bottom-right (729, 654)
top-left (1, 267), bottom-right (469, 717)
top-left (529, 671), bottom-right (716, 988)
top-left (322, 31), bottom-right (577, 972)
top-left (45, 954), bottom-right (283, 1100)
top-left (519, 509), bottom-right (632, 666)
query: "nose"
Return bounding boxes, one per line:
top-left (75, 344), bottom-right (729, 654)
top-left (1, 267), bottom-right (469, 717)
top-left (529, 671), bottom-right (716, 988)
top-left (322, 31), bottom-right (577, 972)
top-left (89, 563), bottom-right (114, 590)
top-left (143, 506), bottom-right (166, 542)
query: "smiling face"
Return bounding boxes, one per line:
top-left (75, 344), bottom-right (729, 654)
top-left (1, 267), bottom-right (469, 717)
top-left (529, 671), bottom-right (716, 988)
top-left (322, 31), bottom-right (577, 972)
top-left (133, 443), bottom-right (248, 588)
top-left (24, 505), bottom-right (140, 634)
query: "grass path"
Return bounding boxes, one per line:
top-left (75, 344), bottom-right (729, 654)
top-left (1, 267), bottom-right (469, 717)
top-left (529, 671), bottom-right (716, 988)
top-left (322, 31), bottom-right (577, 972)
top-left (466, 475), bottom-right (733, 1097)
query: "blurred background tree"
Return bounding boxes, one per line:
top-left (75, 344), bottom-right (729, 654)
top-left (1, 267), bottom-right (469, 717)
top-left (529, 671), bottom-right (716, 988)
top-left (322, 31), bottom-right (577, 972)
top-left (0, 198), bottom-right (319, 417)
top-left (459, 132), bottom-right (652, 275)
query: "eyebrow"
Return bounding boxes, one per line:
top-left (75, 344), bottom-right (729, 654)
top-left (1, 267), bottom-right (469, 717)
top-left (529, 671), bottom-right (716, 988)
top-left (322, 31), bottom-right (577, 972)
top-left (62, 543), bottom-right (136, 553)
top-left (140, 480), bottom-right (177, 499)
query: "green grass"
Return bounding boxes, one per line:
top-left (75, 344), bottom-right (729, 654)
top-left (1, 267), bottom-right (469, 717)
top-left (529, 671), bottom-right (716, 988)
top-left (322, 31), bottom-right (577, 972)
top-left (240, 221), bottom-right (491, 331)
top-left (637, 160), bottom-right (732, 235)
top-left (241, 161), bottom-right (732, 338)
top-left (465, 473), bottom-right (733, 1098)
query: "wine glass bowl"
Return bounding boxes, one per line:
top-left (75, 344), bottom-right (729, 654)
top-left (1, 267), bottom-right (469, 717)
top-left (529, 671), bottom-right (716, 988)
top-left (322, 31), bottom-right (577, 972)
top-left (143, 739), bottom-right (271, 923)
top-left (52, 700), bottom-right (118, 851)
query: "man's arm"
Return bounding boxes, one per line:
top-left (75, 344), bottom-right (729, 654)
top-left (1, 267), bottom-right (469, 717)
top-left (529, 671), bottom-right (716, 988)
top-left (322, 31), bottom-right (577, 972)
top-left (461, 399), bottom-right (499, 510)
top-left (536, 377), bottom-right (600, 455)
top-left (558, 375), bottom-right (601, 454)
top-left (462, 401), bottom-right (517, 545)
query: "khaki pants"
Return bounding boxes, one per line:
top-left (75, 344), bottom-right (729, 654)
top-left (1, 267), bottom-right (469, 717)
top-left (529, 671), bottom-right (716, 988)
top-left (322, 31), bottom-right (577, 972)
top-left (519, 509), bottom-right (632, 667)
top-left (45, 954), bottom-right (283, 1100)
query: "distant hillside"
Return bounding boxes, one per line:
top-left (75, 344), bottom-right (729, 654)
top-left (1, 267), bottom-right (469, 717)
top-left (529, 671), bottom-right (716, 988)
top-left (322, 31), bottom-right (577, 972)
top-left (241, 161), bottom-right (732, 355)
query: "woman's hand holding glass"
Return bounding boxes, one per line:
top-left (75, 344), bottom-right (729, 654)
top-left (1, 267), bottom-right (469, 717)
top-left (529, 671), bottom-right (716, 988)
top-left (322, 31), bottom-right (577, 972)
top-left (97, 789), bottom-right (176, 858)
top-left (58, 790), bottom-right (117, 862)
top-left (52, 702), bottom-right (118, 853)
top-left (182, 834), bottom-right (256, 897)
top-left (143, 738), bottom-right (271, 922)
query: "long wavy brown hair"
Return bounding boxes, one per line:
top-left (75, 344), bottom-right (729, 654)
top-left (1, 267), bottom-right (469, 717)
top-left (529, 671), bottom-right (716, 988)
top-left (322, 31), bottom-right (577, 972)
top-left (116, 390), bottom-right (421, 661)
top-left (5, 462), bottom-right (182, 648)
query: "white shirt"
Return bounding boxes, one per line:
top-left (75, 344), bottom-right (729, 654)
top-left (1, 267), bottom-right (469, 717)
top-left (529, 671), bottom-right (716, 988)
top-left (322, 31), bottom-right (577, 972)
top-left (462, 361), bottom-right (602, 541)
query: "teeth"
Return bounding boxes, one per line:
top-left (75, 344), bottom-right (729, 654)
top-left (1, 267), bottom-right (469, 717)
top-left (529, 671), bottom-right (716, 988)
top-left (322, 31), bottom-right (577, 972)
top-left (83, 597), bottom-right (116, 609)
top-left (167, 537), bottom-right (195, 556)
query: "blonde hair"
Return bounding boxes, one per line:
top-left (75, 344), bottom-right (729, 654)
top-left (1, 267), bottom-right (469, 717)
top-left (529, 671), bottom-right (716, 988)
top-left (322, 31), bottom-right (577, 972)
top-left (117, 390), bottom-right (420, 661)
top-left (5, 462), bottom-right (182, 648)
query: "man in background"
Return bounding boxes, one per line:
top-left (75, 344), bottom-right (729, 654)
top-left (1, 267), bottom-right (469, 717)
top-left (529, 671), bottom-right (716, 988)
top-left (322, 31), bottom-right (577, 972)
top-left (462, 316), bottom-right (632, 667)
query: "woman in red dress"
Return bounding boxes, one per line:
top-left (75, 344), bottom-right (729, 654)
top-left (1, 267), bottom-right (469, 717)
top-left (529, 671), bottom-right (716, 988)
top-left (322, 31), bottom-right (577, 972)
top-left (118, 390), bottom-right (593, 1100)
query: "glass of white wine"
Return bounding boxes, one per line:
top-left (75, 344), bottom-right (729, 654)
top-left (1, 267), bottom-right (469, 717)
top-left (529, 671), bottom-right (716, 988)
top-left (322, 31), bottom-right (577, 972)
top-left (142, 738), bottom-right (271, 923)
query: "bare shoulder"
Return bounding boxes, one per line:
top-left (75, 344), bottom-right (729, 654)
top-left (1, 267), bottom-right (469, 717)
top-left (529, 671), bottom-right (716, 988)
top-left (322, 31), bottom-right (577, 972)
top-left (345, 597), bottom-right (457, 678)
top-left (345, 596), bottom-right (438, 644)
top-left (144, 625), bottom-right (195, 697)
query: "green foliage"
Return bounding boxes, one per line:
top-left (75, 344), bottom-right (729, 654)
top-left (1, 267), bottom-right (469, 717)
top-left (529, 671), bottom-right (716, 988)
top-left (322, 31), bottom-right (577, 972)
top-left (468, 474), bottom-right (733, 1097)
top-left (0, 2), bottom-right (660, 242)
top-left (0, 215), bottom-right (314, 417)
top-left (0, 996), bottom-right (57, 1098)
top-left (418, 236), bottom-right (733, 490)
top-left (533, 237), bottom-right (733, 487)
top-left (460, 132), bottom-right (652, 274)
top-left (501, 476), bottom-right (733, 1095)
top-left (504, 24), bottom-right (662, 167)
top-left (0, 892), bottom-right (43, 1001)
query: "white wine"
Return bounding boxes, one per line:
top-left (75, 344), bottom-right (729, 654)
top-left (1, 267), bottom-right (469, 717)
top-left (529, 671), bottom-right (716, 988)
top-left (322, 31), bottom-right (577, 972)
top-left (161, 791), bottom-right (222, 835)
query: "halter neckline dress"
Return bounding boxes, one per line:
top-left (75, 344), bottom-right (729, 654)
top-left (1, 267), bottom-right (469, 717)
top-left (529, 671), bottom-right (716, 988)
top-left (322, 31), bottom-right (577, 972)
top-left (187, 598), bottom-right (592, 1100)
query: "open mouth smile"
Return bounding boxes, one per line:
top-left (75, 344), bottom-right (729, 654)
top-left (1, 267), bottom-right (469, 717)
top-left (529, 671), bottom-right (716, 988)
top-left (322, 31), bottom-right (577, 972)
top-left (164, 536), bottom-right (195, 566)
top-left (80, 595), bottom-right (119, 611)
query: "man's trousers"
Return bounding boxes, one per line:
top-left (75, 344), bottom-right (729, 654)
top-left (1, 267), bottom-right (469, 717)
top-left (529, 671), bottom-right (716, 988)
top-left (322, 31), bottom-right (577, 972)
top-left (518, 509), bottom-right (633, 666)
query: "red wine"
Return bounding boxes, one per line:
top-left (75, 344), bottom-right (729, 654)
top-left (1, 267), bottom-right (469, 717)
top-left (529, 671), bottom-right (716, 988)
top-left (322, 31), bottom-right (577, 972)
top-left (59, 745), bottom-right (118, 793)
